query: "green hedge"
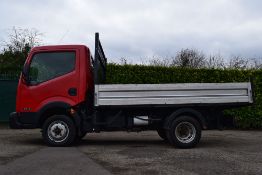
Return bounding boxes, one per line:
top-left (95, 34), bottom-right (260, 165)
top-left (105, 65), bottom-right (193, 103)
top-left (106, 64), bottom-right (262, 129)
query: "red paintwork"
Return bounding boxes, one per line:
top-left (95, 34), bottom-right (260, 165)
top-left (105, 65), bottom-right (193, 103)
top-left (16, 45), bottom-right (93, 113)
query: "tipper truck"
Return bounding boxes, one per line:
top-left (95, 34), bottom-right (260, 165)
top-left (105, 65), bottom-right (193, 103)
top-left (10, 33), bottom-right (254, 148)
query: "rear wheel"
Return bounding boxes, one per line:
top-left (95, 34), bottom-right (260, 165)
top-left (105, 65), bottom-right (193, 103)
top-left (166, 116), bottom-right (201, 148)
top-left (42, 115), bottom-right (76, 146)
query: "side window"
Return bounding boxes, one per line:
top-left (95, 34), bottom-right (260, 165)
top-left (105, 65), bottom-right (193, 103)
top-left (29, 52), bottom-right (75, 85)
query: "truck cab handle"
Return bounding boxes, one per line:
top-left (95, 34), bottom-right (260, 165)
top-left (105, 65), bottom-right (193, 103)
top-left (68, 88), bottom-right (77, 96)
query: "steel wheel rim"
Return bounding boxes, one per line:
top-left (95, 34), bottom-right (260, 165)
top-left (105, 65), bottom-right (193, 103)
top-left (175, 122), bottom-right (196, 143)
top-left (47, 120), bottom-right (69, 143)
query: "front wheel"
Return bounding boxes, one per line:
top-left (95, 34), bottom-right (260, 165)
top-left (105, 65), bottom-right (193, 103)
top-left (166, 116), bottom-right (201, 148)
top-left (42, 115), bottom-right (76, 146)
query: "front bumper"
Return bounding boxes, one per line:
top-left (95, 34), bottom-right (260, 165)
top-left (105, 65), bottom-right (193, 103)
top-left (9, 112), bottom-right (37, 129)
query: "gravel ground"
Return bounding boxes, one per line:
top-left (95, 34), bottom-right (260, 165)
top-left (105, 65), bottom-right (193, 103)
top-left (0, 126), bottom-right (43, 165)
top-left (78, 130), bottom-right (262, 175)
top-left (0, 125), bottom-right (262, 175)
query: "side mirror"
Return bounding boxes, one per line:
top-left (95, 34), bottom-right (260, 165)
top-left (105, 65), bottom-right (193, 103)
top-left (22, 64), bottom-right (30, 85)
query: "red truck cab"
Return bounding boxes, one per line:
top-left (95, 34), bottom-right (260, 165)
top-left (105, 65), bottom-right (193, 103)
top-left (10, 45), bottom-right (93, 128)
top-left (10, 33), bottom-right (109, 147)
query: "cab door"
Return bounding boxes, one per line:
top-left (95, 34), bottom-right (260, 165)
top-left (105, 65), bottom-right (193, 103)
top-left (17, 49), bottom-right (80, 114)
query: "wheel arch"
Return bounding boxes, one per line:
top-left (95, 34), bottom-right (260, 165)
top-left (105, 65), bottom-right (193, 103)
top-left (164, 108), bottom-right (207, 130)
top-left (36, 102), bottom-right (72, 128)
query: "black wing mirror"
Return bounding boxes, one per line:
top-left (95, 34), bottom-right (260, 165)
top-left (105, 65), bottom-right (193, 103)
top-left (22, 64), bottom-right (30, 85)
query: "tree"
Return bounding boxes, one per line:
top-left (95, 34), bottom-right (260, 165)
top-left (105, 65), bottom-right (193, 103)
top-left (0, 27), bottom-right (42, 73)
top-left (119, 57), bottom-right (128, 65)
top-left (149, 55), bottom-right (171, 67)
top-left (249, 58), bottom-right (262, 69)
top-left (205, 54), bottom-right (225, 69)
top-left (228, 56), bottom-right (249, 70)
top-left (172, 49), bottom-right (206, 68)
top-left (3, 27), bottom-right (42, 53)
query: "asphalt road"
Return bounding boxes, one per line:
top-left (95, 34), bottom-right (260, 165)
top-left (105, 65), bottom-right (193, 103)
top-left (0, 126), bottom-right (262, 175)
top-left (0, 147), bottom-right (111, 175)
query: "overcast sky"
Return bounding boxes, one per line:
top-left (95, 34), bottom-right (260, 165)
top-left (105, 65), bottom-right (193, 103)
top-left (1, 0), bottom-right (262, 63)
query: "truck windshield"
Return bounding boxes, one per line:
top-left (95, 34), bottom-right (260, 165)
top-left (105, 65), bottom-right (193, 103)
top-left (28, 52), bottom-right (75, 85)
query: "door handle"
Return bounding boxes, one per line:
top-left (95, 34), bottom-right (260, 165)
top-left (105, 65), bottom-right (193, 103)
top-left (68, 88), bottom-right (77, 96)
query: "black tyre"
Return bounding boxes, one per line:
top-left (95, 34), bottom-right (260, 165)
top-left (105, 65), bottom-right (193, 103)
top-left (166, 116), bottom-right (201, 148)
top-left (42, 115), bottom-right (76, 146)
top-left (157, 128), bottom-right (168, 141)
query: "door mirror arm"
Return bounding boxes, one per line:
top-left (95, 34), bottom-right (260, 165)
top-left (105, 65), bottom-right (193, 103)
top-left (22, 64), bottom-right (30, 85)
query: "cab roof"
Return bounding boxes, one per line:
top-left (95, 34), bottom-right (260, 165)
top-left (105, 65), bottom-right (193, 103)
top-left (31, 45), bottom-right (89, 52)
